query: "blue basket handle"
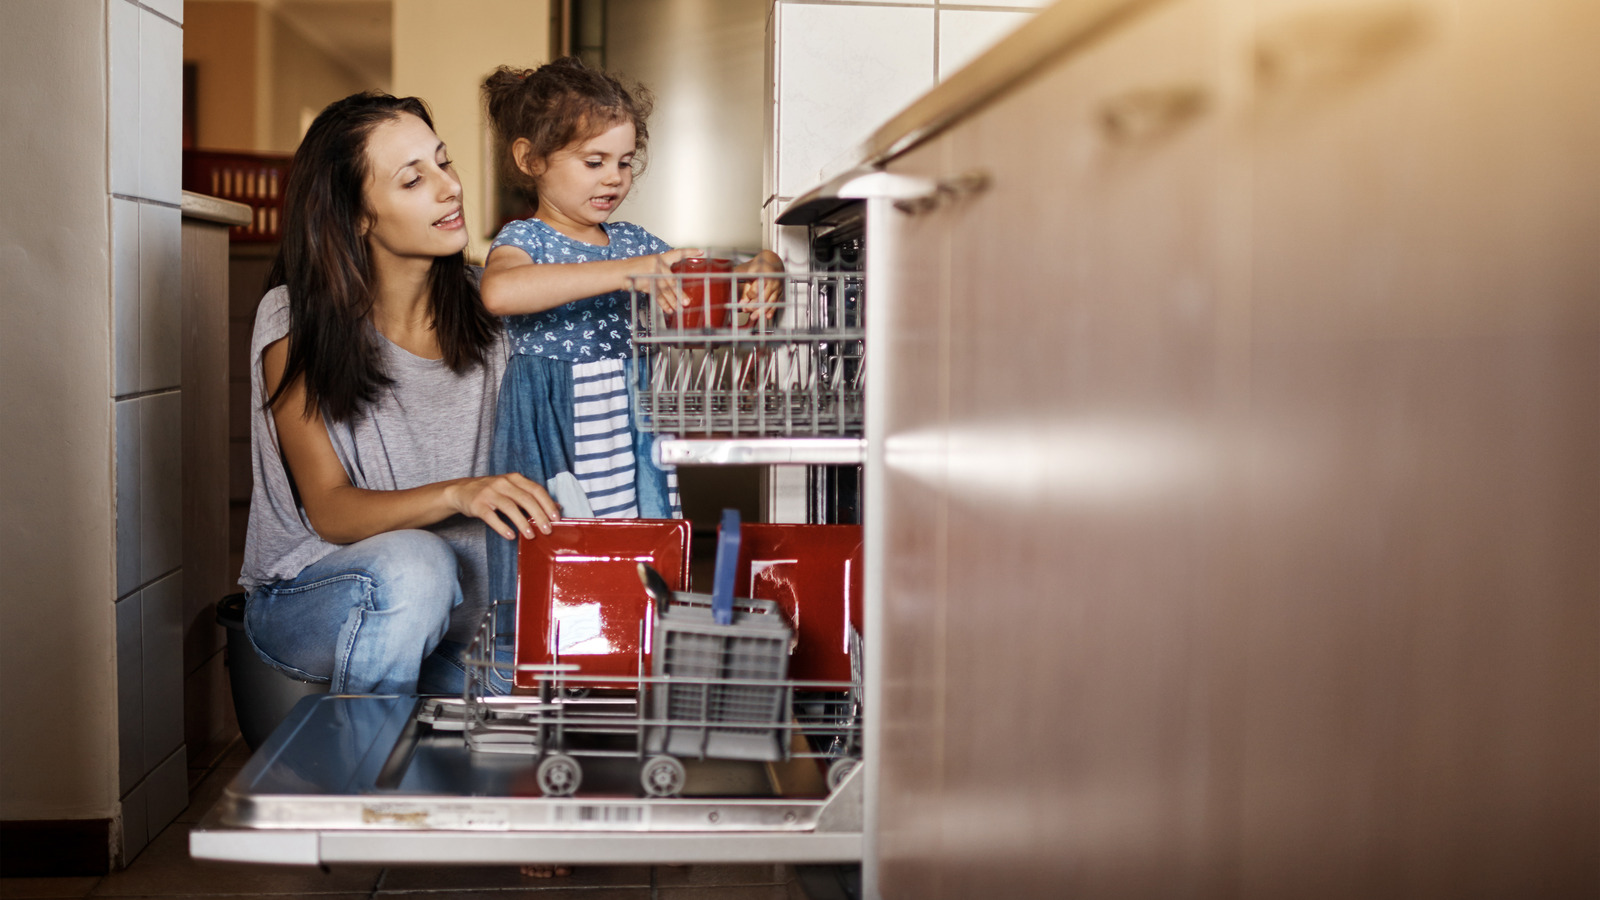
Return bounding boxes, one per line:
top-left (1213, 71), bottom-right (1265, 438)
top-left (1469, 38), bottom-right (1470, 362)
top-left (711, 508), bottom-right (741, 625)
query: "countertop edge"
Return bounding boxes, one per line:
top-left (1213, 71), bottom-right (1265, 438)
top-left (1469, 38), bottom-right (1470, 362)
top-left (181, 190), bottom-right (253, 227)
top-left (852, 0), bottom-right (1168, 169)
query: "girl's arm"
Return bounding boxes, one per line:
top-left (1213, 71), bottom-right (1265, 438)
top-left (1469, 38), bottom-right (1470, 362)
top-left (480, 244), bottom-right (703, 316)
top-left (263, 336), bottom-right (560, 543)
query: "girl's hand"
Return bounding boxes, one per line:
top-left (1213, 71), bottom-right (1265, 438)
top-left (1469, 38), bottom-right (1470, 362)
top-left (648, 248), bottom-right (706, 313)
top-left (445, 473), bottom-right (562, 540)
top-left (735, 251), bottom-right (785, 321)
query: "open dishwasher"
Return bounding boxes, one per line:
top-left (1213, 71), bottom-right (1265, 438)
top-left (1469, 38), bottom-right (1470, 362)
top-left (190, 261), bottom-right (871, 868)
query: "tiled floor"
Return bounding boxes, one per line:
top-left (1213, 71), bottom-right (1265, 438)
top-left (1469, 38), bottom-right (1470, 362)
top-left (0, 735), bottom-right (850, 900)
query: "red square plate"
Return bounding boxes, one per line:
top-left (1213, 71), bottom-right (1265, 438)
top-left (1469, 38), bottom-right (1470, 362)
top-left (735, 524), bottom-right (864, 684)
top-left (514, 518), bottom-right (691, 690)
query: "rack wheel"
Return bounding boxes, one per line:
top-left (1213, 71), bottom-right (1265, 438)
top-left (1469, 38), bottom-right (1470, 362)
top-left (537, 754), bottom-right (582, 797)
top-left (640, 755), bottom-right (687, 797)
top-left (826, 756), bottom-right (859, 791)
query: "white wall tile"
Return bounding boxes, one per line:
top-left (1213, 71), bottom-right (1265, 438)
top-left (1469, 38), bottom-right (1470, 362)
top-left (139, 202), bottom-right (181, 391)
top-left (142, 572), bottom-right (185, 767)
top-left (140, 391), bottom-right (182, 580)
top-left (108, 0), bottom-right (139, 197)
top-left (118, 780), bottom-right (149, 866)
top-left (145, 745), bottom-right (189, 837)
top-left (939, 9), bottom-right (1037, 81)
top-left (776, 3), bottom-right (935, 196)
top-left (116, 592), bottom-right (144, 795)
top-left (115, 398), bottom-right (142, 596)
top-left (141, 0), bottom-right (184, 25)
top-left (138, 11), bottom-right (183, 204)
top-left (112, 198), bottom-right (140, 396)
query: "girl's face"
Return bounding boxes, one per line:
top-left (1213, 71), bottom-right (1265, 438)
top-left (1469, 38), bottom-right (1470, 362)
top-left (360, 112), bottom-right (467, 267)
top-left (524, 120), bottom-right (637, 240)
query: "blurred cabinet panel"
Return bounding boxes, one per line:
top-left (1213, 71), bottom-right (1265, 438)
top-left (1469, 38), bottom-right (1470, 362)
top-left (868, 0), bottom-right (1598, 897)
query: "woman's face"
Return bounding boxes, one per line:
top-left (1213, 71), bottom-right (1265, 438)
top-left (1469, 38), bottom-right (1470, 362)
top-left (360, 112), bottom-right (467, 267)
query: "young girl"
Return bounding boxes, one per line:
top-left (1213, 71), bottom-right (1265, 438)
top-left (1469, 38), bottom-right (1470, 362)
top-left (479, 58), bottom-right (780, 602)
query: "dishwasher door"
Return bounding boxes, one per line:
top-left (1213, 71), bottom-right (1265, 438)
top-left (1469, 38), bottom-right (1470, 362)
top-left (190, 694), bottom-right (863, 866)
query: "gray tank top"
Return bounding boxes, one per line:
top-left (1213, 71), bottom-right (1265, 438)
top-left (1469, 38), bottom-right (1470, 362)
top-left (239, 286), bottom-right (508, 643)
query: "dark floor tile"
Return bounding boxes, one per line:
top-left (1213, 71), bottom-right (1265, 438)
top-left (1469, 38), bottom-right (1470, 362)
top-left (217, 738), bottom-right (255, 768)
top-left (87, 825), bottom-right (381, 897)
top-left (658, 885), bottom-right (795, 900)
top-left (791, 865), bottom-right (859, 900)
top-left (174, 766), bottom-right (242, 825)
top-left (654, 864), bottom-right (793, 887)
top-left (0, 877), bottom-right (101, 899)
top-left (374, 883), bottom-right (649, 890)
top-left (187, 731), bottom-right (244, 774)
top-left (116, 895), bottom-right (370, 900)
top-left (378, 864), bottom-right (651, 892)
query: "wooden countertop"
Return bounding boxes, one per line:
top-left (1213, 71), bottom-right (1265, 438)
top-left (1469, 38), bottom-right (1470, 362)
top-left (181, 191), bottom-right (253, 227)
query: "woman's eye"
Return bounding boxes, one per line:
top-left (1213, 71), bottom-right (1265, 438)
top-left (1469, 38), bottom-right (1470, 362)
top-left (404, 176), bottom-right (422, 189)
top-left (440, 159), bottom-right (454, 169)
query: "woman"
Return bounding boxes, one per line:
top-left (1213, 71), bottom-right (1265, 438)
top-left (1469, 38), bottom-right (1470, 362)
top-left (240, 92), bottom-right (560, 695)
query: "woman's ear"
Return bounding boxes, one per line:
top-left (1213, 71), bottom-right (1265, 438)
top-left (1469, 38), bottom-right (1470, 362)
top-left (512, 138), bottom-right (543, 178)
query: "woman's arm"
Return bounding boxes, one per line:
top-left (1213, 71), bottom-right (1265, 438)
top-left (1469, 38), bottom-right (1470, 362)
top-left (263, 336), bottom-right (560, 543)
top-left (479, 244), bottom-right (701, 316)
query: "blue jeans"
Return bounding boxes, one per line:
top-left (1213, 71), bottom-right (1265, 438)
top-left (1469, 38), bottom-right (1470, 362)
top-left (245, 530), bottom-right (465, 694)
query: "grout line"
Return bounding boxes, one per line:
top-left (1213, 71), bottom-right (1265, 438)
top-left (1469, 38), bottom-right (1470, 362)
top-left (115, 564), bottom-right (183, 603)
top-left (126, 0), bottom-right (181, 28)
top-left (113, 385), bottom-right (182, 402)
top-left (111, 193), bottom-right (183, 209)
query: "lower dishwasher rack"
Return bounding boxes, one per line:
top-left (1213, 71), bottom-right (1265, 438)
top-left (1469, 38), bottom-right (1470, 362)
top-left (190, 693), bottom-right (863, 866)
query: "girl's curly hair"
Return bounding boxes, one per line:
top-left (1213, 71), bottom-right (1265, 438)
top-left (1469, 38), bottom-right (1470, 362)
top-left (482, 57), bottom-right (654, 206)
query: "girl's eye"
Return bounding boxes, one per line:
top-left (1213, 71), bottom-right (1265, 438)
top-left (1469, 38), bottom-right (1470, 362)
top-left (440, 159), bottom-right (454, 169)
top-left (619, 160), bottom-right (633, 170)
top-left (584, 160), bottom-right (603, 169)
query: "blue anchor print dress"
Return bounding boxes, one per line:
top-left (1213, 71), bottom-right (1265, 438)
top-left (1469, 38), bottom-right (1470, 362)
top-left (486, 218), bottom-right (681, 606)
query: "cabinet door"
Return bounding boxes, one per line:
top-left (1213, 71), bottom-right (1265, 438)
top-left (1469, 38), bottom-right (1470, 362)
top-left (869, 128), bottom-right (955, 900)
top-left (1236, 1), bottom-right (1600, 896)
top-left (875, 0), bottom-right (1232, 895)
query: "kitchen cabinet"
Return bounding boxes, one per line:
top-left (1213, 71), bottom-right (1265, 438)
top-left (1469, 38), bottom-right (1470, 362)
top-left (864, 0), bottom-right (1597, 897)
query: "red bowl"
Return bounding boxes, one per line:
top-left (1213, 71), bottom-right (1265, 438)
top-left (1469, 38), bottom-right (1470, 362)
top-left (667, 257), bottom-right (733, 329)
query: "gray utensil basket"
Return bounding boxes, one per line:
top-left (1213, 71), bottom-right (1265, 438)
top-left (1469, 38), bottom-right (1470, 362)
top-left (645, 594), bottom-right (793, 762)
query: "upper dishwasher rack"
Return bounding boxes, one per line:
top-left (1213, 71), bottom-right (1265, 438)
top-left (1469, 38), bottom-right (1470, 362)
top-left (627, 269), bottom-right (864, 459)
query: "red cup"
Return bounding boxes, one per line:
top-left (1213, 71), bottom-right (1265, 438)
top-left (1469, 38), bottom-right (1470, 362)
top-left (668, 257), bottom-right (733, 329)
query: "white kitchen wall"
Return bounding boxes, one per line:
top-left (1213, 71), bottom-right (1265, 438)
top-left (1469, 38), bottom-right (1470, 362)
top-left (392, 0), bottom-right (551, 262)
top-left (762, 0), bottom-right (1049, 261)
top-left (108, 0), bottom-right (188, 866)
top-left (607, 0), bottom-right (769, 251)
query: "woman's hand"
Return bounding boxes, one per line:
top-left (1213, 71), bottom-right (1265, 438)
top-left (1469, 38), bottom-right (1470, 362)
top-left (445, 473), bottom-right (562, 540)
top-left (734, 251), bottom-right (785, 321)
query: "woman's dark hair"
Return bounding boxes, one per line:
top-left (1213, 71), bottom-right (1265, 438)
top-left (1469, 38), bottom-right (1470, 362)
top-left (265, 91), bottom-right (499, 423)
top-left (482, 57), bottom-right (654, 207)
